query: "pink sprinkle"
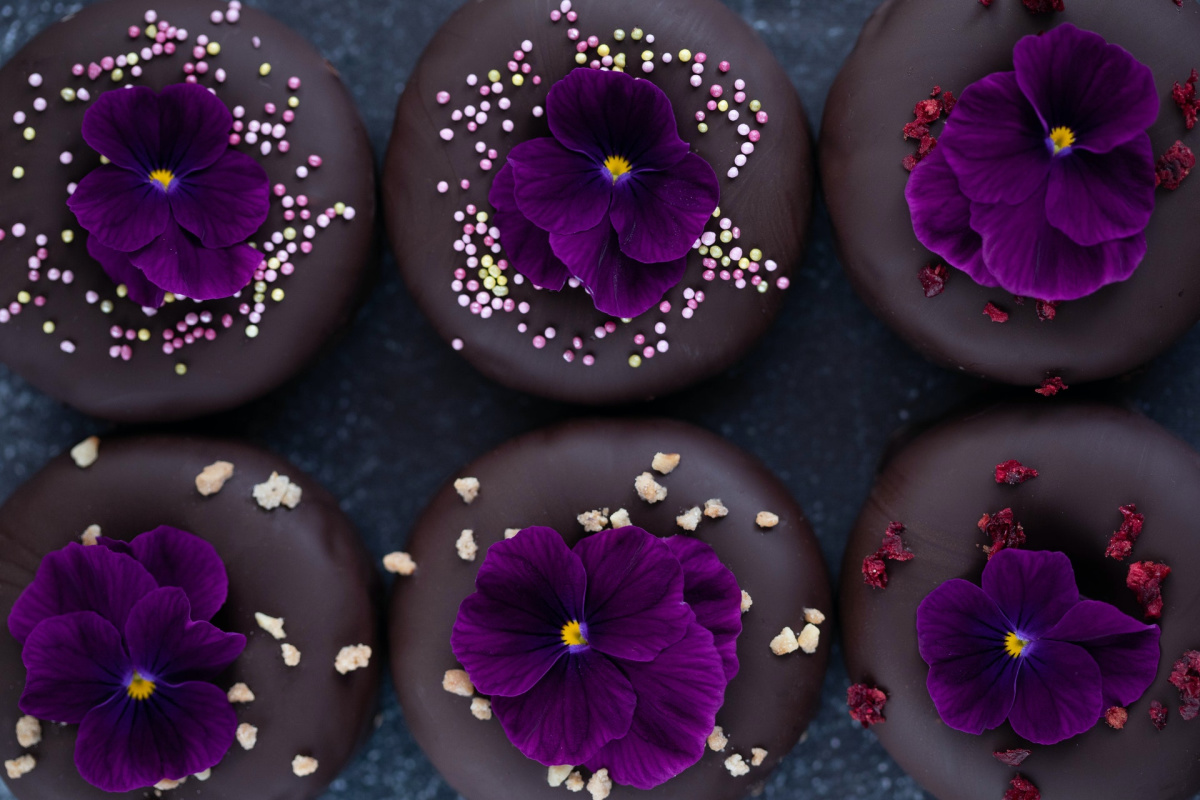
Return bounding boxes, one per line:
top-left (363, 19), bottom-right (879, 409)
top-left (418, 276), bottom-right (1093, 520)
top-left (566, 10), bottom-right (577, 20)
top-left (707, 100), bottom-right (717, 111)
top-left (643, 346), bottom-right (655, 358)
top-left (573, 336), bottom-right (583, 349)
top-left (776, 277), bottom-right (790, 289)
top-left (101, 56), bottom-right (115, 70)
top-left (164, 42), bottom-right (175, 55)
top-left (109, 345), bottom-right (121, 359)
top-left (282, 110), bottom-right (294, 123)
top-left (205, 329), bottom-right (217, 341)
top-left (460, 179), bottom-right (471, 190)
top-left (288, 76), bottom-right (301, 90)
top-left (756, 111), bottom-right (769, 124)
top-left (120, 345), bottom-right (132, 361)
top-left (274, 183), bottom-right (286, 197)
top-left (567, 27), bottom-right (579, 40)
top-left (222, 314), bottom-right (233, 328)
top-left (604, 321), bottom-right (617, 333)
top-left (88, 62), bottom-right (102, 79)
top-left (228, 134), bottom-right (241, 146)
top-left (634, 333), bottom-right (645, 345)
top-left (195, 61), bottom-right (208, 74)
top-left (659, 301), bottom-right (671, 313)
top-left (192, 45), bottom-right (205, 59)
top-left (710, 84), bottom-right (723, 98)
top-left (265, 102), bottom-right (276, 114)
top-left (694, 52), bottom-right (707, 63)
top-left (582, 354), bottom-right (595, 366)
top-left (278, 141), bottom-right (289, 153)
top-left (719, 61), bottom-right (730, 72)
top-left (532, 335), bottom-right (546, 349)
top-left (550, 9), bottom-right (561, 20)
top-left (72, 63), bottom-right (84, 76)
top-left (128, 25), bottom-right (141, 38)
top-left (734, 91), bottom-right (746, 103)
top-left (695, 111), bottom-right (705, 122)
top-left (749, 130), bottom-right (761, 143)
top-left (436, 90), bottom-right (451, 104)
top-left (563, 350), bottom-right (575, 362)
top-left (587, 35), bottom-right (599, 47)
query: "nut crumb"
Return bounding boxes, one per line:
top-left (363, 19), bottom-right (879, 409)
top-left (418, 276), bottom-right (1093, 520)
top-left (195, 461), bottom-right (234, 496)
top-left (565, 771), bottom-right (585, 792)
top-left (454, 477), bottom-right (480, 504)
top-left (724, 753), bottom-right (750, 777)
top-left (443, 669), bottom-right (474, 697)
top-left (740, 590), bottom-right (753, 614)
top-left (15, 716), bottom-right (40, 748)
top-left (154, 777), bottom-right (184, 790)
top-left (769, 627), bottom-right (799, 655)
top-left (281, 644), bottom-right (301, 667)
top-left (609, 508), bottom-right (631, 528)
top-left (70, 436), bottom-right (100, 468)
top-left (704, 498), bottom-right (729, 518)
top-left (255, 612), bottom-right (287, 640)
top-left (80, 524), bottom-right (101, 546)
top-left (634, 472), bottom-right (668, 503)
top-left (504, 528), bottom-right (521, 539)
top-left (470, 697), bottom-right (492, 720)
top-left (676, 506), bottom-right (702, 532)
top-left (383, 552), bottom-right (417, 575)
top-left (577, 508), bottom-right (609, 533)
top-left (756, 511), bottom-right (780, 529)
top-left (798, 623), bottom-right (821, 654)
top-left (803, 608), bottom-right (826, 625)
top-left (5, 755), bottom-right (35, 779)
top-left (252, 472), bottom-right (302, 510)
top-left (706, 725), bottom-right (728, 751)
top-left (194, 769), bottom-right (211, 781)
top-left (456, 529), bottom-right (478, 561)
top-left (750, 747), bottom-right (768, 767)
top-left (227, 682), bottom-right (255, 703)
top-left (334, 644), bottom-right (372, 675)
top-left (547, 765), bottom-right (574, 787)
top-left (652, 452), bottom-right (681, 474)
top-left (291, 755), bottom-right (318, 777)
top-left (236, 723), bottom-right (258, 750)
top-left (587, 767), bottom-right (612, 799)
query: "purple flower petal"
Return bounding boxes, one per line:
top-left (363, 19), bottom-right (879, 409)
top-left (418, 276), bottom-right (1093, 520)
top-left (508, 138), bottom-right (613, 235)
top-left (489, 162), bottom-right (570, 290)
top-left (451, 527), bottom-right (586, 697)
top-left (80, 86), bottom-right (161, 174)
top-left (74, 680), bottom-right (238, 792)
top-left (1007, 639), bottom-right (1104, 745)
top-left (169, 150), bottom-right (270, 248)
top-left (124, 588), bottom-right (245, 683)
top-left (585, 620), bottom-right (725, 789)
top-left (982, 550), bottom-right (1079, 639)
top-left (67, 165), bottom-right (171, 252)
top-left (490, 649), bottom-right (636, 767)
top-left (84, 236), bottom-right (166, 308)
top-left (1044, 599), bottom-right (1161, 708)
top-left (547, 68), bottom-right (689, 171)
top-left (939, 72), bottom-right (1051, 206)
top-left (573, 527), bottom-right (690, 662)
top-left (130, 220), bottom-right (262, 301)
top-left (19, 612), bottom-right (126, 724)
top-left (904, 143), bottom-right (994, 286)
top-left (609, 153), bottom-right (719, 263)
top-left (8, 543), bottom-right (158, 644)
top-left (550, 220), bottom-right (687, 318)
top-left (1045, 135), bottom-right (1156, 246)
top-left (155, 83), bottom-right (233, 178)
top-left (665, 536), bottom-right (742, 682)
top-left (1013, 24), bottom-right (1158, 155)
top-left (126, 526), bottom-right (229, 622)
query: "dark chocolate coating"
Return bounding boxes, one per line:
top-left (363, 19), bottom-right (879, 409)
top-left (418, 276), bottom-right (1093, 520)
top-left (389, 418), bottom-right (832, 800)
top-left (0, 436), bottom-right (381, 800)
top-left (383, 0), bottom-right (812, 405)
top-left (0, 0), bottom-right (376, 422)
top-left (820, 0), bottom-right (1200, 386)
top-left (840, 402), bottom-right (1200, 800)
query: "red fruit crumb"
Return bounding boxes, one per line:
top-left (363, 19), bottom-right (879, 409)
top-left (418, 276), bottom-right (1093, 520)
top-left (847, 683), bottom-right (887, 728)
top-left (1104, 504), bottom-right (1144, 561)
top-left (862, 522), bottom-right (914, 589)
top-left (903, 87), bottom-right (955, 171)
top-left (979, 0), bottom-right (993, 6)
top-left (1155, 141), bottom-right (1195, 191)
top-left (1105, 706), bottom-right (1129, 729)
top-left (993, 749), bottom-right (1031, 766)
top-left (1168, 650), bottom-right (1200, 721)
top-left (1035, 376), bottom-right (1067, 397)
top-left (978, 508), bottom-right (1025, 559)
top-left (1035, 300), bottom-right (1059, 322)
top-left (919, 263), bottom-right (948, 298)
top-left (1022, 0), bottom-right (1064, 11)
top-left (983, 302), bottom-right (1009, 323)
top-left (1004, 775), bottom-right (1041, 800)
top-left (1127, 561), bottom-right (1171, 619)
top-left (1150, 701), bottom-right (1168, 731)
top-left (1174, 69), bottom-right (1198, 131)
top-left (862, 552), bottom-right (888, 589)
top-left (995, 460), bottom-right (1038, 485)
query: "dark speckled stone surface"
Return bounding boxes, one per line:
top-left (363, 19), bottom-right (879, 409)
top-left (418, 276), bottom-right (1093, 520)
top-left (2, 0), bottom-right (1200, 799)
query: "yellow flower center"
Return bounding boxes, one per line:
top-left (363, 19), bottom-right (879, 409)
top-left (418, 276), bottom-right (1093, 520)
top-left (561, 620), bottom-right (588, 647)
top-left (1048, 126), bottom-right (1076, 154)
top-left (603, 155), bottom-right (632, 184)
top-left (149, 168), bottom-right (175, 190)
top-left (127, 672), bottom-right (156, 701)
top-left (1004, 631), bottom-right (1027, 659)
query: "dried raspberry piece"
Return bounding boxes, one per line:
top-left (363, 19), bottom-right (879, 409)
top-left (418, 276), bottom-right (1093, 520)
top-left (1127, 561), bottom-right (1171, 619)
top-left (1105, 706), bottom-right (1128, 729)
top-left (919, 263), bottom-right (948, 298)
top-left (862, 522), bottom-right (914, 588)
top-left (913, 98), bottom-right (942, 124)
top-left (978, 508), bottom-right (1025, 559)
top-left (1035, 300), bottom-right (1059, 322)
top-left (1104, 504), bottom-right (1144, 561)
top-left (1004, 775), bottom-right (1041, 800)
top-left (902, 87), bottom-right (955, 170)
top-left (983, 302), bottom-right (1009, 323)
top-left (992, 749), bottom-right (1031, 766)
top-left (1035, 376), bottom-right (1067, 397)
top-left (862, 552), bottom-right (888, 589)
top-left (847, 683), bottom-right (887, 728)
top-left (1150, 701), bottom-right (1168, 731)
top-left (1168, 650), bottom-right (1200, 721)
top-left (1155, 141), bottom-right (1195, 191)
top-left (995, 460), bottom-right (1038, 485)
top-left (1174, 69), bottom-right (1198, 131)
top-left (1022, 0), bottom-right (1064, 11)
top-left (941, 90), bottom-right (957, 114)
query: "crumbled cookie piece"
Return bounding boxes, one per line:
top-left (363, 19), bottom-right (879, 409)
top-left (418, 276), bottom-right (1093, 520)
top-left (194, 769), bottom-right (211, 781)
top-left (609, 508), bottom-right (631, 528)
top-left (724, 753), bottom-right (750, 777)
top-left (236, 723), bottom-right (258, 750)
top-left (803, 608), bottom-right (826, 625)
top-left (281, 644), bottom-right (301, 667)
top-left (5, 755), bottom-right (35, 779)
top-left (706, 725), bottom-right (728, 751)
top-left (750, 748), bottom-right (768, 767)
top-left (798, 623), bottom-right (821, 654)
top-left (577, 508), bottom-right (609, 533)
top-left (704, 498), bottom-right (729, 518)
top-left (547, 765), bottom-right (574, 787)
top-left (756, 511), bottom-right (780, 529)
top-left (456, 529), bottom-right (478, 561)
top-left (454, 477), bottom-right (481, 504)
top-left (565, 771), bottom-right (585, 792)
top-left (252, 472), bottom-right (302, 510)
top-left (504, 528), bottom-right (521, 539)
top-left (195, 461), bottom-right (234, 496)
top-left (292, 756), bottom-right (318, 777)
top-left (15, 716), bottom-right (40, 748)
top-left (652, 452), bottom-right (681, 474)
top-left (255, 612), bottom-right (287, 640)
top-left (676, 506), bottom-right (702, 532)
top-left (383, 551), bottom-right (417, 575)
top-left (470, 697), bottom-right (492, 720)
top-left (227, 682), bottom-right (255, 703)
top-left (634, 472), bottom-right (668, 503)
top-left (70, 436), bottom-right (100, 468)
top-left (335, 644), bottom-right (372, 675)
top-left (740, 590), bottom-right (753, 614)
top-left (443, 669), bottom-right (475, 697)
top-left (80, 524), bottom-right (101, 546)
top-left (154, 777), bottom-right (184, 790)
top-left (587, 767), bottom-right (612, 799)
top-left (769, 627), bottom-right (799, 655)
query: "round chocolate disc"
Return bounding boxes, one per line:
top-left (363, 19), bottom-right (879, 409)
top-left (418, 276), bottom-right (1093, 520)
top-left (383, 0), bottom-right (812, 405)
top-left (840, 402), bottom-right (1200, 800)
top-left (0, 0), bottom-right (375, 422)
top-left (0, 435), bottom-right (381, 799)
top-left (820, 0), bottom-right (1200, 387)
top-left (389, 418), bottom-right (831, 800)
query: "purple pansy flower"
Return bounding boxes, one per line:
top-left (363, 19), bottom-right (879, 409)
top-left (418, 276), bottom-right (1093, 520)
top-left (917, 549), bottom-right (1160, 745)
top-left (489, 68), bottom-right (720, 318)
top-left (451, 526), bottom-right (741, 789)
top-left (8, 526), bottom-right (245, 792)
top-left (906, 24), bottom-right (1158, 301)
top-left (67, 83), bottom-right (270, 308)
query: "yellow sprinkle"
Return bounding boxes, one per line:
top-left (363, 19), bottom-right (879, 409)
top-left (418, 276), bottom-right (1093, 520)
top-left (174, 363), bottom-right (187, 376)
top-left (496, 275), bottom-right (507, 287)
top-left (575, 53), bottom-right (587, 65)
top-left (100, 155), bottom-right (110, 165)
top-left (481, 253), bottom-right (494, 266)
top-left (137, 329), bottom-right (150, 342)
top-left (61, 230), bottom-right (73, 243)
top-left (697, 122), bottom-right (708, 134)
top-left (487, 69), bottom-right (501, 83)
top-left (22, 127), bottom-right (34, 141)
top-left (613, 29), bottom-right (626, 41)
top-left (254, 281), bottom-right (267, 293)
top-left (334, 202), bottom-right (346, 215)
top-left (127, 53), bottom-right (139, 66)
top-left (259, 63), bottom-right (271, 76)
top-left (722, 256), bottom-right (731, 266)
top-left (512, 74), bottom-right (524, 86)
top-left (612, 66), bottom-right (624, 73)
top-left (253, 292), bottom-right (265, 303)
top-left (271, 288), bottom-right (284, 302)
top-left (749, 100), bottom-right (762, 112)
top-left (698, 245), bottom-right (709, 256)
top-left (641, 50), bottom-right (654, 62)
top-left (145, 24), bottom-right (157, 38)
top-left (720, 230), bottom-right (733, 243)
top-left (283, 227), bottom-right (296, 241)
top-left (245, 324), bottom-right (259, 338)
top-left (628, 354), bottom-right (642, 368)
top-left (494, 285), bottom-right (509, 297)
top-left (206, 42), bottom-right (221, 56)
top-left (111, 68), bottom-right (124, 82)
top-left (288, 96), bottom-right (299, 108)
top-left (476, 212), bottom-right (490, 224)
top-left (268, 257), bottom-right (281, 269)
top-left (631, 27), bottom-right (644, 40)
top-left (718, 100), bottom-right (729, 113)
top-left (739, 258), bottom-right (750, 269)
top-left (60, 88), bottom-right (76, 102)
top-left (116, 284), bottom-right (128, 298)
top-left (487, 265), bottom-right (500, 278)
top-left (163, 293), bottom-right (176, 303)
top-left (483, 276), bottom-right (496, 290)
top-left (11, 166), bottom-right (24, 179)
top-left (757, 282), bottom-right (768, 294)
top-left (42, 321), bottom-right (55, 334)
top-left (678, 49), bottom-right (692, 62)
top-left (477, 268), bottom-right (487, 279)
top-left (709, 245), bottom-right (723, 258)
top-left (614, 53), bottom-right (627, 68)
top-left (100, 300), bottom-right (113, 313)
top-left (750, 248), bottom-right (763, 261)
top-left (597, 44), bottom-right (610, 57)
top-left (712, 207), bottom-right (721, 217)
top-left (16, 291), bottom-right (30, 304)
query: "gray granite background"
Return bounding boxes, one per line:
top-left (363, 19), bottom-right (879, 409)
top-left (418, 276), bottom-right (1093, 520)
top-left (2, 0), bottom-right (1200, 798)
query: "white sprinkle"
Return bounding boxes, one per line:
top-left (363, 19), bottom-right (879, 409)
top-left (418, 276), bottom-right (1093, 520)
top-left (27, 73), bottom-right (42, 87)
top-left (295, 165), bottom-right (309, 179)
